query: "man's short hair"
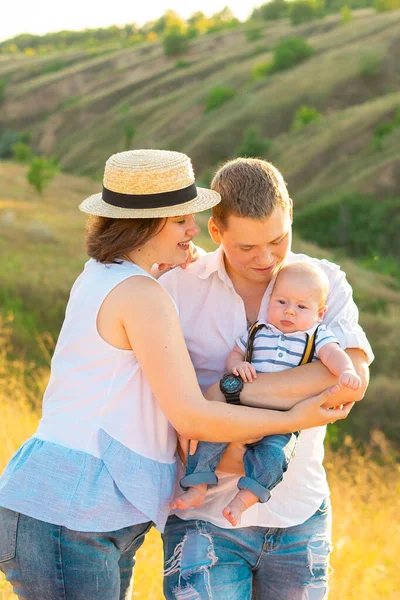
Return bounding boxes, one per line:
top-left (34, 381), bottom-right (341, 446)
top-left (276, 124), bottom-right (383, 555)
top-left (211, 157), bottom-right (290, 230)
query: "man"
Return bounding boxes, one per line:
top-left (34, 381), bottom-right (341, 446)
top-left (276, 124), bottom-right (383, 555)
top-left (161, 158), bottom-right (373, 599)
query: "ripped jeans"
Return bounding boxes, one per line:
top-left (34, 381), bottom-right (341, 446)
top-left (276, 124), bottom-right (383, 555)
top-left (163, 497), bottom-right (332, 600)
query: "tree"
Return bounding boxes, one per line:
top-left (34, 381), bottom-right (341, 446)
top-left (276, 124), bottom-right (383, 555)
top-left (291, 106), bottom-right (322, 130)
top-left (27, 156), bottom-right (59, 194)
top-left (163, 31), bottom-right (189, 56)
top-left (12, 142), bottom-right (32, 163)
top-left (252, 0), bottom-right (289, 21)
top-left (290, 0), bottom-right (318, 25)
top-left (270, 37), bottom-right (315, 72)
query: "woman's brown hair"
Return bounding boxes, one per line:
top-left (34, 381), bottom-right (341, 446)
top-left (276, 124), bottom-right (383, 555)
top-left (85, 215), bottom-right (165, 264)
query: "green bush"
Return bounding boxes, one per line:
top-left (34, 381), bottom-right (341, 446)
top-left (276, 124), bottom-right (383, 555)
top-left (359, 52), bottom-right (382, 78)
top-left (375, 0), bottom-right (400, 11)
top-left (244, 21), bottom-right (264, 42)
top-left (270, 37), bottom-right (315, 73)
top-left (12, 142), bottom-right (32, 163)
top-left (163, 31), bottom-right (189, 57)
top-left (124, 124), bottom-right (136, 149)
top-left (289, 0), bottom-right (318, 25)
top-left (372, 112), bottom-right (400, 150)
top-left (294, 194), bottom-right (400, 261)
top-left (204, 86), bottom-right (235, 112)
top-left (175, 59), bottom-right (192, 69)
top-left (291, 106), bottom-right (322, 130)
top-left (252, 61), bottom-right (272, 80)
top-left (0, 130), bottom-right (19, 158)
top-left (0, 78), bottom-right (7, 104)
top-left (236, 126), bottom-right (272, 157)
top-left (340, 5), bottom-right (353, 22)
top-left (27, 157), bottom-right (59, 194)
top-left (252, 0), bottom-right (289, 21)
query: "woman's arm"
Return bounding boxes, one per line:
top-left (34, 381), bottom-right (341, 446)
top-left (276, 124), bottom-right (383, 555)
top-left (114, 276), bottom-right (350, 442)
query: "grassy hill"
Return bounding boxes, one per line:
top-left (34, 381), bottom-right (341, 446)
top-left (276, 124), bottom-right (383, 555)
top-left (1, 9), bottom-right (399, 272)
top-left (0, 160), bottom-right (399, 449)
top-left (0, 160), bottom-right (400, 600)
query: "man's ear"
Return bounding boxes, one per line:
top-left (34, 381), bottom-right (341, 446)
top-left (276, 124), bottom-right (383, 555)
top-left (208, 217), bottom-right (223, 245)
top-left (318, 305), bottom-right (328, 322)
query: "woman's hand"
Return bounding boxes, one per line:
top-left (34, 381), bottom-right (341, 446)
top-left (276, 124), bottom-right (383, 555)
top-left (158, 242), bottom-right (202, 272)
top-left (289, 385), bottom-right (354, 431)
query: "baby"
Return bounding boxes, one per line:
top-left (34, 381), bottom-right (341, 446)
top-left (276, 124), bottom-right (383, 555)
top-left (173, 261), bottom-right (361, 525)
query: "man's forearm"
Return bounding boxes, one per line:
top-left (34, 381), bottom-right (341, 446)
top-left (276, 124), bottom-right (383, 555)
top-left (240, 349), bottom-right (369, 410)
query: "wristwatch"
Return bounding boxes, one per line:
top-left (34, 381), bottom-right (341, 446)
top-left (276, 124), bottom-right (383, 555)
top-left (219, 373), bottom-right (244, 405)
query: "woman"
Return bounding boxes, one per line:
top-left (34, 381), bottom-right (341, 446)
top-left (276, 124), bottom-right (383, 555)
top-left (0, 149), bottom-right (350, 599)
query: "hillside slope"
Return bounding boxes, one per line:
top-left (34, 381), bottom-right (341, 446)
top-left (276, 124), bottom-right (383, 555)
top-left (0, 161), bottom-right (399, 446)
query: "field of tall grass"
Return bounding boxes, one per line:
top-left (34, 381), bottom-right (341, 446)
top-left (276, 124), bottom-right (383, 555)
top-left (0, 316), bottom-right (399, 599)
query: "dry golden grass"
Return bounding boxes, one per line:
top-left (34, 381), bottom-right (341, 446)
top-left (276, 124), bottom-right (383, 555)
top-left (0, 317), bottom-right (399, 599)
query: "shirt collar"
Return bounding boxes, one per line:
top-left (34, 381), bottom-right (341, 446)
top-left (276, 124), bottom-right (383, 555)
top-left (198, 245), bottom-right (233, 287)
top-left (265, 322), bottom-right (320, 337)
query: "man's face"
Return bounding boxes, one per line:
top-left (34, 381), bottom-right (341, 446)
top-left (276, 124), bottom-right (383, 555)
top-left (209, 205), bottom-right (292, 285)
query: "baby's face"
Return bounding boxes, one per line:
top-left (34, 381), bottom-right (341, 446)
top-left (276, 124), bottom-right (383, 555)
top-left (268, 272), bottom-right (326, 333)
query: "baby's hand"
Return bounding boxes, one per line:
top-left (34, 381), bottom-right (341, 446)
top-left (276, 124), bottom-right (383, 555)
top-left (339, 369), bottom-right (362, 390)
top-left (231, 361), bottom-right (257, 383)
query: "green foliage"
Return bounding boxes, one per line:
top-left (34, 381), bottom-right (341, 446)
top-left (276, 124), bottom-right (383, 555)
top-left (359, 52), bottom-right (382, 78)
top-left (42, 60), bottom-right (67, 75)
top-left (244, 21), bottom-right (264, 42)
top-left (294, 194), bottom-right (400, 262)
top-left (375, 0), bottom-right (400, 11)
top-left (0, 130), bottom-right (19, 158)
top-left (290, 0), bottom-right (318, 25)
top-left (252, 61), bottom-right (272, 80)
top-left (251, 0), bottom-right (289, 21)
top-left (0, 79), bottom-right (7, 104)
top-left (163, 31), bottom-right (189, 57)
top-left (12, 142), bottom-right (32, 163)
top-left (27, 157), bottom-right (59, 194)
top-left (204, 86), bottom-right (235, 112)
top-left (291, 106), bottom-right (322, 130)
top-left (371, 111), bottom-right (400, 150)
top-left (270, 37), bottom-right (315, 73)
top-left (207, 7), bottom-right (240, 33)
top-left (175, 59), bottom-right (192, 69)
top-left (340, 5), bottom-right (353, 22)
top-left (124, 124), bottom-right (136, 149)
top-left (236, 126), bottom-right (272, 157)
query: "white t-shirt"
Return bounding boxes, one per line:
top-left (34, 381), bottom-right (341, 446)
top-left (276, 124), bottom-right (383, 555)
top-left (160, 247), bottom-right (373, 529)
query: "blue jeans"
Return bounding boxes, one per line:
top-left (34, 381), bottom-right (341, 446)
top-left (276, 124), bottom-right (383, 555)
top-left (163, 497), bottom-right (332, 599)
top-left (0, 507), bottom-right (152, 599)
top-left (181, 433), bottom-right (299, 502)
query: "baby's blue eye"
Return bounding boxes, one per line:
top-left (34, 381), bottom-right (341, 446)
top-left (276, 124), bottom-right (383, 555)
top-left (278, 300), bottom-right (286, 305)
top-left (298, 305), bottom-right (307, 310)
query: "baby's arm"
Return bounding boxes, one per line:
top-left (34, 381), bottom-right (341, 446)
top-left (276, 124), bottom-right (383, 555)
top-left (226, 345), bottom-right (257, 383)
top-left (318, 343), bottom-right (362, 390)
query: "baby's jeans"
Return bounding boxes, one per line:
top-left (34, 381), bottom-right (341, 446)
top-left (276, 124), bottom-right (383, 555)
top-left (180, 432), bottom-right (300, 502)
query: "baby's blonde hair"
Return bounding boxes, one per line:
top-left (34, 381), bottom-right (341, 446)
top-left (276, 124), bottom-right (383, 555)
top-left (275, 261), bottom-right (330, 307)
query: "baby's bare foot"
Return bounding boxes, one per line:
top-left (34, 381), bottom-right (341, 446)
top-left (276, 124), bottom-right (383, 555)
top-left (171, 484), bottom-right (207, 510)
top-left (223, 489), bottom-right (259, 526)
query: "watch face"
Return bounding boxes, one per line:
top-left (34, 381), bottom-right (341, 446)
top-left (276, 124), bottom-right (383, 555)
top-left (222, 375), bottom-right (243, 394)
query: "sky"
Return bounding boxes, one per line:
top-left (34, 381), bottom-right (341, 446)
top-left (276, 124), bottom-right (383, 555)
top-left (1, 1), bottom-right (264, 43)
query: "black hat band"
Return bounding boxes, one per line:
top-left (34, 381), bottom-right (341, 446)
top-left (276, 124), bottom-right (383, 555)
top-left (102, 183), bottom-right (198, 209)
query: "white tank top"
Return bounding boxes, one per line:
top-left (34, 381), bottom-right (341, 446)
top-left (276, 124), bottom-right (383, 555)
top-left (36, 258), bottom-right (177, 465)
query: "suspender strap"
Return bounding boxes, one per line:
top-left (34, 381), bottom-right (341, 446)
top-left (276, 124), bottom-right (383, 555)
top-left (244, 321), bottom-right (266, 363)
top-left (298, 326), bottom-right (318, 366)
top-left (244, 322), bottom-right (319, 366)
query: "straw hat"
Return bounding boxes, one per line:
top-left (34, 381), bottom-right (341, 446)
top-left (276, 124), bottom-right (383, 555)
top-left (79, 149), bottom-right (220, 218)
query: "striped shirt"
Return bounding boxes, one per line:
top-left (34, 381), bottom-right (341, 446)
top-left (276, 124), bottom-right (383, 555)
top-left (236, 322), bottom-right (339, 372)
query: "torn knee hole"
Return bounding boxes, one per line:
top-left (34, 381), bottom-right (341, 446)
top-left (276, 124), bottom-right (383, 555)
top-left (164, 527), bottom-right (218, 579)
